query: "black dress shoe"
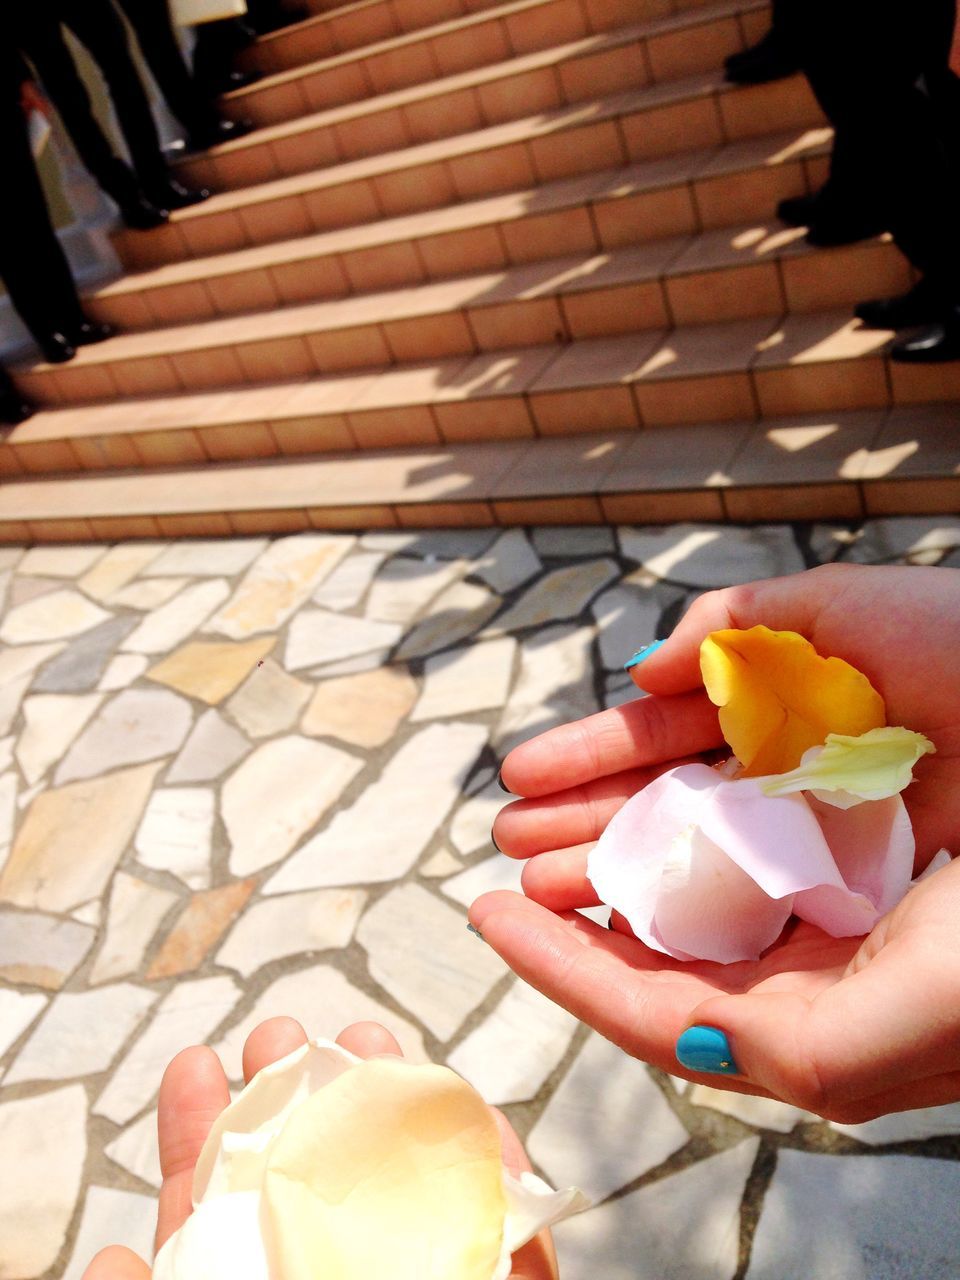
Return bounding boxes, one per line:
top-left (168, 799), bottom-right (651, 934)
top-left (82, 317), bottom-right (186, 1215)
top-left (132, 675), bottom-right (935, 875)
top-left (777, 193), bottom-right (820, 227)
top-left (71, 321), bottom-right (116, 347)
top-left (186, 118), bottom-right (253, 151)
top-left (805, 212), bottom-right (887, 248)
top-left (724, 40), bottom-right (801, 85)
top-left (0, 395), bottom-right (35, 426)
top-left (223, 69), bottom-right (262, 91)
top-left (38, 333), bottom-right (77, 364)
top-left (146, 178), bottom-right (211, 211)
top-left (890, 309), bottom-right (960, 363)
top-left (120, 196), bottom-right (170, 230)
top-left (855, 278), bottom-right (944, 330)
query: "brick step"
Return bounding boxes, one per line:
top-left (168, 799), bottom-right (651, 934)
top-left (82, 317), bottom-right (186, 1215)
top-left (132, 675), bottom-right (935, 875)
top-left (8, 314), bottom-right (960, 478)
top-left (243, 0), bottom-right (689, 80)
top-left (172, 1), bottom-right (774, 196)
top-left (1, 407), bottom-right (956, 543)
top-left (224, 0), bottom-right (765, 133)
top-left (116, 71), bottom-right (823, 273)
top-left (89, 189), bottom-right (910, 337)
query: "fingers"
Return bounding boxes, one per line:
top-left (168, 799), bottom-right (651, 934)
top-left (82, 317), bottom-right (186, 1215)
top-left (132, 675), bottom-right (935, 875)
top-left (520, 846), bottom-right (599, 911)
top-left (336, 1021), bottom-right (403, 1059)
top-left (243, 1016), bottom-right (308, 1082)
top-left (499, 692), bottom-right (723, 799)
top-left (490, 1110), bottom-right (559, 1280)
top-left (156, 1045), bottom-right (231, 1251)
top-left (81, 1247), bottom-right (151, 1280)
top-left (495, 768), bottom-right (665, 856)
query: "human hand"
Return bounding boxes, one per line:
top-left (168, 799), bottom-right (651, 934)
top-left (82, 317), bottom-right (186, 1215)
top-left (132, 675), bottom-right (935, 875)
top-left (80, 1018), bottom-right (558, 1280)
top-left (473, 563), bottom-right (960, 1120)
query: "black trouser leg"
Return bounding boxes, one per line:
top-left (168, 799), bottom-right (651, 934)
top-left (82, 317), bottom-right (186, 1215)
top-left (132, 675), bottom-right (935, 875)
top-left (192, 19), bottom-right (253, 92)
top-left (113, 0), bottom-right (220, 135)
top-left (58, 0), bottom-right (170, 190)
top-left (0, 96), bottom-right (86, 343)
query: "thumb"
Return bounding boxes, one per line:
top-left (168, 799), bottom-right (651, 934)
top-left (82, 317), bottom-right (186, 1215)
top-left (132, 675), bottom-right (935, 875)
top-left (81, 1247), bottom-right (151, 1280)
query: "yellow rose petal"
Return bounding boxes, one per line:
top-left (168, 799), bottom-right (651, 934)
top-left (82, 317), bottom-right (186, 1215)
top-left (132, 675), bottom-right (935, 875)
top-left (761, 726), bottom-right (935, 803)
top-left (700, 626), bottom-right (885, 776)
top-left (263, 1058), bottom-right (507, 1280)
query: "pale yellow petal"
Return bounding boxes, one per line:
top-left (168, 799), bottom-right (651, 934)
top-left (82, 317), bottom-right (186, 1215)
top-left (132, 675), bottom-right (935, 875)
top-left (761, 727), bottom-right (935, 803)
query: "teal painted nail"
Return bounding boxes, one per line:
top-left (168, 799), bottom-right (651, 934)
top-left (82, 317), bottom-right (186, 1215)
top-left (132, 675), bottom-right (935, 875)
top-left (676, 1026), bottom-right (739, 1075)
top-left (467, 923), bottom-right (484, 940)
top-left (624, 638), bottom-right (666, 670)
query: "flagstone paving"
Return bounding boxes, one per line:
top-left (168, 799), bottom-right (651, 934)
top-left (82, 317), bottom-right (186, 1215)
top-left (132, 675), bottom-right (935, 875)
top-left (0, 519), bottom-right (959, 1279)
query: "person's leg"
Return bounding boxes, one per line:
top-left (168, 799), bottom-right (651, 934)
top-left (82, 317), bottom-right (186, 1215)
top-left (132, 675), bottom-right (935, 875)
top-left (0, 363), bottom-right (35, 426)
top-left (725, 0), bottom-right (803, 86)
top-left (113, 0), bottom-right (219, 134)
top-left (191, 18), bottom-right (256, 96)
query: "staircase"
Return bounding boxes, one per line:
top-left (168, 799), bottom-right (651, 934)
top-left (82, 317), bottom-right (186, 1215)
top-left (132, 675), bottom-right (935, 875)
top-left (2, 0), bottom-right (958, 542)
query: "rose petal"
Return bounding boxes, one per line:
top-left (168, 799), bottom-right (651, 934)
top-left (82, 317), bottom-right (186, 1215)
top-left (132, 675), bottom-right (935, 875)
top-left (700, 627), bottom-right (885, 776)
top-left (153, 1194), bottom-right (268, 1280)
top-left (761, 727), bottom-right (935, 806)
top-left (497, 1172), bottom-right (590, 1280)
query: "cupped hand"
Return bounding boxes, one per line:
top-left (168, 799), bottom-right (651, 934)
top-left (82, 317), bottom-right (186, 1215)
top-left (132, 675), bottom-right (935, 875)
top-left (81, 1019), bottom-right (557, 1280)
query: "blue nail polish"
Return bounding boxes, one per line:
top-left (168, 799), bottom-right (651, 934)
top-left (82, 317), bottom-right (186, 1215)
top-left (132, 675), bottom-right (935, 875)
top-left (624, 638), bottom-right (666, 670)
top-left (676, 1026), bottom-right (739, 1075)
top-left (467, 923), bottom-right (484, 940)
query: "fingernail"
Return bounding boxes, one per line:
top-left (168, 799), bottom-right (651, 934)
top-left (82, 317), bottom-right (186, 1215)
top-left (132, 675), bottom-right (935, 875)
top-left (467, 923), bottom-right (484, 940)
top-left (491, 827), bottom-right (502, 853)
top-left (624, 638), bottom-right (666, 670)
top-left (676, 1026), bottom-right (739, 1075)
top-left (497, 770), bottom-right (511, 794)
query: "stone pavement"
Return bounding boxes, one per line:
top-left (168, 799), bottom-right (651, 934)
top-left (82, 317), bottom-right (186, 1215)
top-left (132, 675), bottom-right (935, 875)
top-left (1, 517), bottom-right (960, 1280)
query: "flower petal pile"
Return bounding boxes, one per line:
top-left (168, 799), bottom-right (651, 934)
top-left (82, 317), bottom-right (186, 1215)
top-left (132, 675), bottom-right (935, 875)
top-left (154, 1040), bottom-right (588, 1280)
top-left (588, 627), bottom-right (939, 963)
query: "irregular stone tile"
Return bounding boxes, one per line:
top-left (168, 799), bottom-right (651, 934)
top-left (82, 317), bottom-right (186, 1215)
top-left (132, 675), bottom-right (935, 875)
top-left (265, 722), bottom-right (488, 891)
top-left (472, 529), bottom-right (542, 594)
top-left (411, 637), bottom-right (516, 722)
top-left (529, 1033), bottom-right (689, 1200)
top-left (0, 588), bottom-right (111, 645)
top-left (447, 978), bottom-right (579, 1105)
top-left (396, 581), bottom-right (501, 660)
top-left (0, 1085), bottom-right (87, 1277)
top-left (604, 672), bottom-right (640, 709)
top-left (0, 909), bottom-right (94, 988)
top-left (357, 883), bottom-right (507, 1041)
top-left (8, 575), bottom-right (58, 608)
top-left (285, 609), bottom-right (401, 671)
top-left (135, 788), bottom-right (216, 890)
top-left (845, 516), bottom-right (960, 566)
top-left (223, 735), bottom-right (362, 876)
top-left (110, 577), bottom-right (189, 610)
top-left (147, 636), bottom-right (275, 705)
top-left (166, 708), bottom-right (250, 784)
top-left (496, 625), bottom-right (597, 753)
top-left (226, 658), bottom-right (311, 739)
top-left (0, 989), bottom-right (48, 1061)
top-left (556, 1140), bottom-right (758, 1280)
top-left (30, 615), bottom-right (138, 694)
top-left (103, 1110), bottom-right (161, 1189)
top-left (532, 526), bottom-right (615, 557)
top-left (830, 1102), bottom-right (960, 1145)
top-left (689, 1085), bottom-right (808, 1133)
top-left (146, 880), bottom-right (256, 980)
top-left (122, 579), bottom-right (231, 654)
top-left (420, 846), bottom-right (463, 878)
top-left (15, 693), bottom-right (104, 785)
top-left (746, 1150), bottom-right (960, 1280)
top-left (308, 649), bottom-right (391, 678)
top-left (211, 964), bottom-right (427, 1080)
top-left (61, 1186), bottom-right (157, 1280)
top-left (449, 781), bottom-right (507, 856)
top-left (301, 666), bottom-right (416, 748)
top-left (19, 544), bottom-right (105, 576)
top-left (0, 548), bottom-right (23, 571)
top-left (0, 642), bottom-right (64, 734)
top-left (619, 523), bottom-right (805, 587)
top-left (592, 583), bottom-right (671, 671)
top-left (55, 689), bottom-right (192, 785)
top-left (98, 652), bottom-right (149, 691)
top-left (145, 537), bottom-right (268, 578)
top-left (809, 523), bottom-right (861, 565)
top-left (71, 899), bottom-right (101, 926)
top-left (95, 975), bottom-right (242, 1125)
top-left (90, 873), bottom-right (179, 985)
top-left (311, 550), bottom-right (384, 610)
top-left (0, 672), bottom-right (30, 737)
top-left (0, 771), bottom-right (17, 868)
top-left (215, 887), bottom-right (367, 978)
top-left (365, 556), bottom-right (465, 623)
top-left (16, 780), bottom-right (42, 810)
top-left (5, 983), bottom-right (159, 1083)
top-left (484, 559), bottom-right (619, 636)
top-left (78, 542), bottom-right (166, 602)
top-left (442, 854), bottom-right (524, 908)
top-left (0, 736), bottom-right (12, 773)
top-left (204, 534), bottom-right (354, 639)
top-left (361, 530), bottom-right (497, 558)
top-left (0, 762), bottom-right (162, 912)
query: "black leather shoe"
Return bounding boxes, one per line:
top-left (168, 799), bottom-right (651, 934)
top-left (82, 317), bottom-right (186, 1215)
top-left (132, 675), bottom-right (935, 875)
top-left (855, 278), bottom-right (944, 330)
top-left (777, 193), bottom-right (820, 227)
top-left (890, 310), bottom-right (960, 363)
top-left (146, 178), bottom-right (211, 210)
top-left (222, 69), bottom-right (262, 91)
top-left (805, 212), bottom-right (887, 248)
top-left (724, 36), bottom-right (801, 85)
top-left (38, 333), bottom-right (77, 364)
top-left (0, 394), bottom-right (35, 426)
top-left (186, 118), bottom-right (253, 151)
top-left (71, 321), bottom-right (116, 346)
top-left (120, 197), bottom-right (170, 230)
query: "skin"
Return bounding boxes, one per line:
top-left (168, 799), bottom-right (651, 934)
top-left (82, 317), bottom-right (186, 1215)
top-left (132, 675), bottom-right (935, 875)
top-left (473, 563), bottom-right (960, 1122)
top-left (81, 1018), bottom-right (557, 1280)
